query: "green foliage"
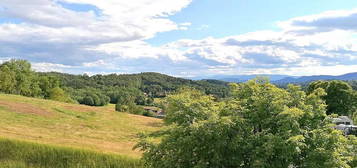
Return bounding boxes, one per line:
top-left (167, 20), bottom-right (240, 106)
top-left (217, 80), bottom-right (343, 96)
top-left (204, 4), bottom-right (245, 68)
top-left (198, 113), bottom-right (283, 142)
top-left (0, 65), bottom-right (16, 94)
top-left (143, 110), bottom-right (156, 117)
top-left (0, 137), bottom-right (143, 168)
top-left (49, 87), bottom-right (75, 103)
top-left (0, 59), bottom-right (40, 97)
top-left (164, 87), bottom-right (218, 126)
top-left (136, 79), bottom-right (356, 168)
top-left (43, 72), bottom-right (230, 100)
top-left (146, 97), bottom-right (154, 105)
top-left (0, 60), bottom-right (70, 102)
top-left (115, 97), bottom-right (145, 115)
top-left (62, 87), bottom-right (110, 106)
top-left (2, 60), bottom-right (230, 108)
top-left (307, 80), bottom-right (357, 117)
top-left (38, 75), bottom-right (61, 98)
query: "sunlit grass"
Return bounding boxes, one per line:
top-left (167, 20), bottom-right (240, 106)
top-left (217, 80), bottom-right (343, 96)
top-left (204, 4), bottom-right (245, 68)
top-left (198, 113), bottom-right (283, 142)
top-left (0, 137), bottom-right (143, 168)
top-left (0, 94), bottom-right (162, 158)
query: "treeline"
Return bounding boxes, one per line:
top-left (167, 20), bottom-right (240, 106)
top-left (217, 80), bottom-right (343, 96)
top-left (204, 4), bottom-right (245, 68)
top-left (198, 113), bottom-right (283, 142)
top-left (39, 71), bottom-right (230, 107)
top-left (1, 59), bottom-right (356, 118)
top-left (43, 72), bottom-right (230, 99)
top-left (0, 60), bottom-right (74, 103)
top-left (0, 60), bottom-right (230, 110)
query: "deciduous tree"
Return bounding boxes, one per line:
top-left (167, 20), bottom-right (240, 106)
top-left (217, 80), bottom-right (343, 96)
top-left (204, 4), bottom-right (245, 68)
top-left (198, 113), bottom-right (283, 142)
top-left (136, 79), bottom-right (356, 168)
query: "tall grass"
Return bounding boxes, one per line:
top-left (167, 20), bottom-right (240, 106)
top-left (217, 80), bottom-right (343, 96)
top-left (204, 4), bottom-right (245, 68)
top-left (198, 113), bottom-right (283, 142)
top-left (0, 138), bottom-right (143, 168)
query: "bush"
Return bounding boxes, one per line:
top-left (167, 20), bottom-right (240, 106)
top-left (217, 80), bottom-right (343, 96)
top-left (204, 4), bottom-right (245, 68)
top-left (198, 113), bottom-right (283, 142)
top-left (143, 110), bottom-right (155, 117)
top-left (49, 87), bottom-right (75, 103)
top-left (76, 89), bottom-right (110, 106)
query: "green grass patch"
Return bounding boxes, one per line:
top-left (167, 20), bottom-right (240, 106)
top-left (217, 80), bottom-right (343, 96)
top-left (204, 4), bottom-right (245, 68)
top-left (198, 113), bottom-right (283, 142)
top-left (0, 137), bottom-right (143, 168)
top-left (0, 94), bottom-right (162, 157)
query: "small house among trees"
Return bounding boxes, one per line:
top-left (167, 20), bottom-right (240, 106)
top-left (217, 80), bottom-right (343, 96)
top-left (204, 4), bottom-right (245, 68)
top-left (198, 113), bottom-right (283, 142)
top-left (333, 116), bottom-right (357, 135)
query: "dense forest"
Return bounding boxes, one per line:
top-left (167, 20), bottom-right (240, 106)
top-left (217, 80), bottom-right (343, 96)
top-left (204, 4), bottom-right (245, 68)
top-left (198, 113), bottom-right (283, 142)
top-left (41, 71), bottom-right (230, 102)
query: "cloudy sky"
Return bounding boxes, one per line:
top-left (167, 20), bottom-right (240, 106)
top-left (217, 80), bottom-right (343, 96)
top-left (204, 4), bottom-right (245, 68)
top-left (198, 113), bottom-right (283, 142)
top-left (1, 0), bottom-right (357, 77)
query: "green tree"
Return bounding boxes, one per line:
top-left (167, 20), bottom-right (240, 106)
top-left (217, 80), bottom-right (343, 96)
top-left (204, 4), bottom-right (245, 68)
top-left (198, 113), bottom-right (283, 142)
top-left (49, 87), bottom-right (74, 103)
top-left (307, 80), bottom-right (356, 117)
top-left (146, 97), bottom-right (154, 105)
top-left (115, 92), bottom-right (146, 115)
top-left (135, 95), bottom-right (147, 105)
top-left (82, 96), bottom-right (94, 106)
top-left (0, 59), bottom-right (42, 97)
top-left (38, 75), bottom-right (61, 98)
top-left (136, 79), bottom-right (355, 168)
top-left (0, 65), bottom-right (16, 94)
top-left (2, 60), bottom-right (32, 95)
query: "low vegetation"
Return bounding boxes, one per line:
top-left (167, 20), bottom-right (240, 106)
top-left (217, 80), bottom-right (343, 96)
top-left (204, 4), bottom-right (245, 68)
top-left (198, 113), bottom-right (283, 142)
top-left (0, 138), bottom-right (143, 168)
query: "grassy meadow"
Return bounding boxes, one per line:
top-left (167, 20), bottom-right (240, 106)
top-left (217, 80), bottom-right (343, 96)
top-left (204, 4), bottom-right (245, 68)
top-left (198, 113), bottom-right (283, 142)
top-left (0, 93), bottom-right (162, 164)
top-left (0, 137), bottom-right (143, 168)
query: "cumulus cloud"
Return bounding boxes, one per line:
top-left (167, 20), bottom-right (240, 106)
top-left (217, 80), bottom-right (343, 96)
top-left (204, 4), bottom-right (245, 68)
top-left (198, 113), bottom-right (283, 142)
top-left (279, 9), bottom-right (357, 34)
top-left (0, 0), bottom-right (192, 64)
top-left (1, 2), bottom-right (357, 76)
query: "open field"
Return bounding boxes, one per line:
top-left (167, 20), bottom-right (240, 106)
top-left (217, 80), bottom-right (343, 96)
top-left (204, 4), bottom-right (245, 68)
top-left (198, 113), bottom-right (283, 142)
top-left (0, 94), bottom-right (163, 158)
top-left (0, 137), bottom-right (143, 168)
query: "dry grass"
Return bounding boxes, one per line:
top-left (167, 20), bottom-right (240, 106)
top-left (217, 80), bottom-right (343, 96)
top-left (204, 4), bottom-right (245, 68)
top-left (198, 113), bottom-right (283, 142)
top-left (0, 94), bottom-right (163, 158)
top-left (0, 100), bottom-right (52, 116)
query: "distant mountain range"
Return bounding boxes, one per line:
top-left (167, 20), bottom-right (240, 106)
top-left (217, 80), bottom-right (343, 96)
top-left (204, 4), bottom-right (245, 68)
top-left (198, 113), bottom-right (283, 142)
top-left (192, 72), bottom-right (357, 83)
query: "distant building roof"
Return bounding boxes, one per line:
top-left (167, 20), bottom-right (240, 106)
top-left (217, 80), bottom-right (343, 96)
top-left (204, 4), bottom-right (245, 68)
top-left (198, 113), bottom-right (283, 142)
top-left (333, 116), bottom-right (353, 125)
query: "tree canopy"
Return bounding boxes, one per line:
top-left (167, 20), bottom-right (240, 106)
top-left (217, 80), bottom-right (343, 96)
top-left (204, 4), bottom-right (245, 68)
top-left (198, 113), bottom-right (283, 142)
top-left (307, 80), bottom-right (357, 118)
top-left (136, 79), bottom-right (357, 168)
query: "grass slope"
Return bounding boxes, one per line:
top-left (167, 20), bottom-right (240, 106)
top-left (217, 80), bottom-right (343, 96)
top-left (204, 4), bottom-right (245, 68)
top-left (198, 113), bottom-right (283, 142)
top-left (0, 138), bottom-right (142, 168)
top-left (0, 94), bottom-right (162, 158)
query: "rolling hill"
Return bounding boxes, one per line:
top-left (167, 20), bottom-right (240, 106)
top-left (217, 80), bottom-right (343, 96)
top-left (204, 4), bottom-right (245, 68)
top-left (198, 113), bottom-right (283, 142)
top-left (274, 72), bottom-right (357, 83)
top-left (0, 94), bottom-right (162, 158)
top-left (193, 72), bottom-right (357, 84)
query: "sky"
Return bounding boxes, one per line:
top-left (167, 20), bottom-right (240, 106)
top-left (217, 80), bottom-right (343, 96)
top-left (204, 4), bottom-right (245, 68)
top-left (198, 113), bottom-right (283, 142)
top-left (1, 0), bottom-right (357, 77)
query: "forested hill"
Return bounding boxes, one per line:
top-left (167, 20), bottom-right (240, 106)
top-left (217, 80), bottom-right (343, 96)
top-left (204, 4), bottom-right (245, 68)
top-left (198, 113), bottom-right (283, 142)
top-left (274, 72), bottom-right (357, 84)
top-left (0, 60), bottom-right (229, 110)
top-left (41, 72), bottom-right (230, 99)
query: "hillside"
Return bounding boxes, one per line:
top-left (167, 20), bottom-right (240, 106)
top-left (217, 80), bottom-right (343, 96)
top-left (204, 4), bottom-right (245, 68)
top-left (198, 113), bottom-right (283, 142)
top-left (42, 72), bottom-right (230, 99)
top-left (274, 72), bottom-right (357, 83)
top-left (0, 94), bottom-right (162, 158)
top-left (196, 72), bottom-right (357, 84)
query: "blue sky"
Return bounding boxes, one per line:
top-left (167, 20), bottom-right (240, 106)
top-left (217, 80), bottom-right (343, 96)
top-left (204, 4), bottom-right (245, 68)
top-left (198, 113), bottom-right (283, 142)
top-left (1, 0), bottom-right (357, 77)
top-left (147, 0), bottom-right (357, 45)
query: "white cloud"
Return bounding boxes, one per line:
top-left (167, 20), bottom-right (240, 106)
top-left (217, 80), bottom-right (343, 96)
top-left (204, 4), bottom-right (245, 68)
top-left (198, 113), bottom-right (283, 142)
top-left (0, 0), bottom-right (192, 61)
top-left (1, 2), bottom-right (357, 77)
top-left (196, 24), bottom-right (210, 31)
top-left (32, 62), bottom-right (75, 72)
top-left (279, 8), bottom-right (357, 34)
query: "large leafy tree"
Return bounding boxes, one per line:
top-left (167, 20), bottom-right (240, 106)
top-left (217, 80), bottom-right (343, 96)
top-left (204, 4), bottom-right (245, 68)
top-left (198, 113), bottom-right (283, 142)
top-left (307, 80), bottom-right (357, 117)
top-left (0, 65), bottom-right (16, 94)
top-left (3, 60), bottom-right (33, 95)
top-left (0, 59), bottom-right (41, 96)
top-left (0, 60), bottom-right (73, 102)
top-left (136, 79), bottom-right (356, 168)
top-left (38, 75), bottom-right (61, 98)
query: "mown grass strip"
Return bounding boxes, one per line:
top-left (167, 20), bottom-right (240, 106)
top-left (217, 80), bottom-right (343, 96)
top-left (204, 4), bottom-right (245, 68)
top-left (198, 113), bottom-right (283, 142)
top-left (0, 137), bottom-right (143, 168)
